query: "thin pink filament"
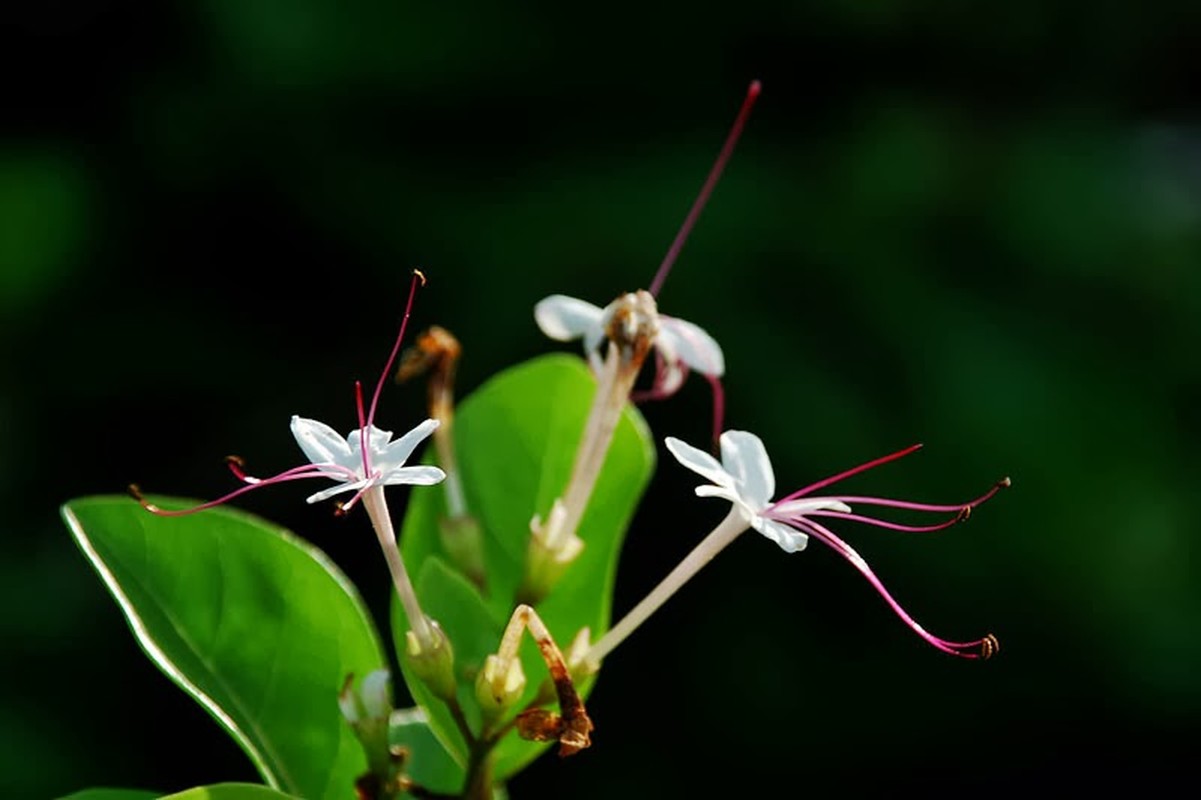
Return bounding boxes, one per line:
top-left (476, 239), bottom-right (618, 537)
top-left (648, 80), bottom-right (761, 298)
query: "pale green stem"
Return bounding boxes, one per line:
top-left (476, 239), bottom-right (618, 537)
top-left (588, 508), bottom-right (749, 664)
top-left (362, 485), bottom-right (433, 646)
top-left (546, 342), bottom-right (642, 552)
top-left (434, 424), bottom-right (467, 519)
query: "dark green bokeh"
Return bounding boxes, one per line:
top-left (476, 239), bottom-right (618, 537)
top-left (3, 2), bottom-right (1197, 797)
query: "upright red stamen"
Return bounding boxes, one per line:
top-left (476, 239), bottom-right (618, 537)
top-left (648, 80), bottom-right (761, 298)
top-left (366, 269), bottom-right (425, 431)
top-left (705, 373), bottom-right (725, 454)
top-left (355, 379), bottom-right (369, 476)
top-left (774, 444), bottom-right (924, 506)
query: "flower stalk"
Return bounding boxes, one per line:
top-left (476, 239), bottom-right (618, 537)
top-left (397, 326), bottom-right (486, 587)
top-left (521, 291), bottom-right (659, 603)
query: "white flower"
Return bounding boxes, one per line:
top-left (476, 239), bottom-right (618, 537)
top-left (534, 293), bottom-right (725, 395)
top-left (660, 429), bottom-right (1007, 660)
top-left (290, 416), bottom-right (446, 504)
top-left (664, 430), bottom-right (850, 553)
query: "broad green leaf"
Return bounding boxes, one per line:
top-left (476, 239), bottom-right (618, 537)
top-left (62, 497), bottom-right (387, 800)
top-left (397, 354), bottom-right (655, 780)
top-left (162, 785), bottom-right (299, 800)
top-left (58, 791), bottom-right (160, 800)
top-left (390, 707), bottom-right (467, 795)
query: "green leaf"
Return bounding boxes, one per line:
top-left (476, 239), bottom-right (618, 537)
top-left (62, 497), bottom-right (387, 800)
top-left (396, 353), bottom-right (655, 780)
top-left (58, 791), bottom-right (160, 800)
top-left (162, 785), bottom-right (299, 800)
top-left (390, 707), bottom-right (467, 795)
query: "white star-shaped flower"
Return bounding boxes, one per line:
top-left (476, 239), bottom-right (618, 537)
top-left (289, 416), bottom-right (447, 504)
top-left (664, 430), bottom-right (849, 553)
top-left (659, 429), bottom-right (1007, 660)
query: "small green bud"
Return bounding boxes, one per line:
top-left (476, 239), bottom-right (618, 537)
top-left (404, 618), bottom-right (457, 702)
top-left (475, 654), bottom-right (527, 725)
top-left (521, 500), bottom-right (584, 604)
top-left (339, 670), bottom-right (397, 785)
top-left (564, 627), bottom-right (598, 682)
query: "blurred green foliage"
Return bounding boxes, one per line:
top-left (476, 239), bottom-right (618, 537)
top-left (2, 1), bottom-right (1197, 797)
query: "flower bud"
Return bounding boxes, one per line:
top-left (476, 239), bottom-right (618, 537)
top-left (522, 500), bottom-right (584, 603)
top-left (404, 618), bottom-right (457, 703)
top-left (475, 654), bottom-right (527, 725)
top-left (339, 670), bottom-right (398, 785)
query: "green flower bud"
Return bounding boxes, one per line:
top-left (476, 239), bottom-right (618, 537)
top-left (475, 654), bottom-right (527, 726)
top-left (404, 618), bottom-right (457, 702)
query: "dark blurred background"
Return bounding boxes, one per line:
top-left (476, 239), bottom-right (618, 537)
top-left (3, 2), bottom-right (1199, 797)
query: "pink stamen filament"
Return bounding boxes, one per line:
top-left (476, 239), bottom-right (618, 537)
top-left (786, 516), bottom-right (995, 659)
top-left (648, 80), bottom-right (761, 298)
top-left (132, 461), bottom-right (361, 516)
top-left (336, 472), bottom-right (383, 515)
top-left (366, 270), bottom-right (424, 432)
top-left (802, 479), bottom-right (1010, 516)
top-left (348, 269), bottom-right (425, 488)
top-left (774, 444), bottom-right (924, 506)
top-left (224, 456), bottom-right (255, 483)
top-left (802, 509), bottom-right (969, 534)
top-left (705, 373), bottom-right (725, 453)
top-left (355, 380), bottom-right (370, 477)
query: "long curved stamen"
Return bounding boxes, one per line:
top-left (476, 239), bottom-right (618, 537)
top-left (129, 461), bottom-right (361, 516)
top-left (802, 508), bottom-right (971, 533)
top-left (783, 516), bottom-right (998, 659)
top-left (774, 444), bottom-right (924, 506)
top-left (355, 379), bottom-right (370, 477)
top-left (366, 269), bottom-right (425, 431)
top-left (648, 80), bottom-right (761, 298)
top-left (705, 373), bottom-right (725, 453)
top-left (223, 457), bottom-right (359, 486)
top-left (812, 478), bottom-right (1012, 515)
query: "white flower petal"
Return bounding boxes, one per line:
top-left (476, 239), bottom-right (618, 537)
top-left (380, 419), bottom-right (440, 471)
top-left (346, 425), bottom-right (393, 462)
top-left (770, 498), bottom-right (853, 517)
top-left (292, 416), bottom-right (355, 468)
top-left (305, 479), bottom-right (369, 504)
top-left (751, 516), bottom-right (809, 553)
top-left (658, 316), bottom-right (725, 377)
top-left (695, 484), bottom-right (742, 505)
top-left (665, 436), bottom-right (735, 490)
top-left (719, 430), bottom-right (775, 510)
top-left (534, 295), bottom-right (604, 342)
top-left (382, 465), bottom-right (447, 487)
